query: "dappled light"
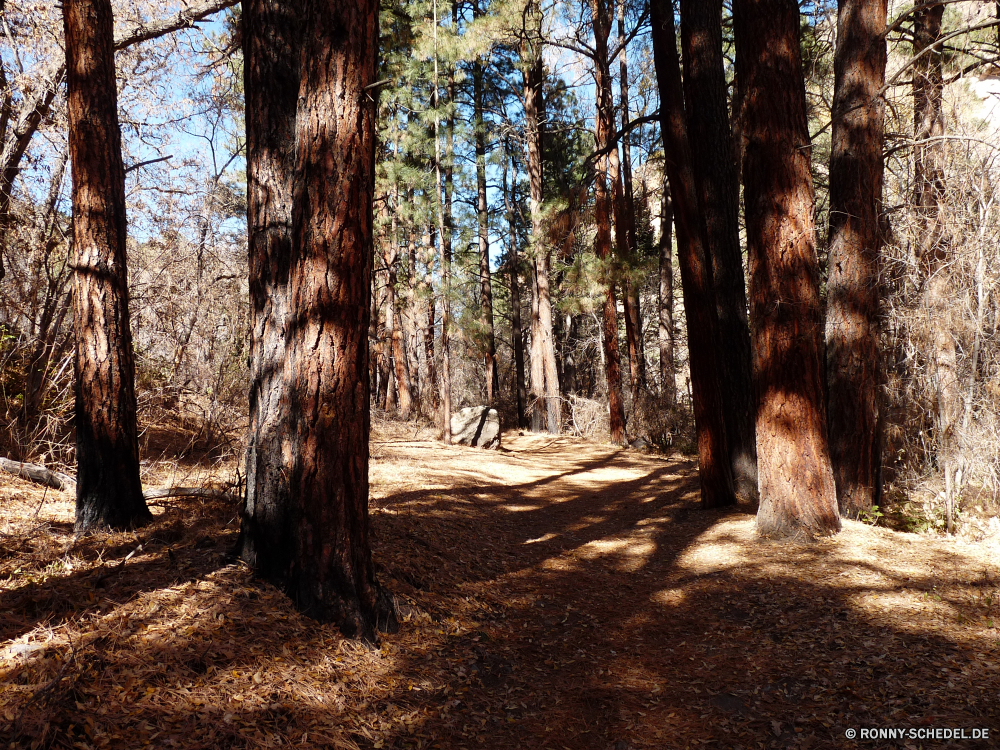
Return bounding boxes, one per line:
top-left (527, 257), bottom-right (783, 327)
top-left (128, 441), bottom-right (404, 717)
top-left (4, 428), bottom-right (1000, 748)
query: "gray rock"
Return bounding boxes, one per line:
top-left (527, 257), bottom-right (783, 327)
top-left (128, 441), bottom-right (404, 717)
top-left (450, 406), bottom-right (501, 449)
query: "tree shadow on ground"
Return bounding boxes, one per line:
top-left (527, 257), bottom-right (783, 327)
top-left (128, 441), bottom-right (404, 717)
top-left (3, 433), bottom-right (999, 749)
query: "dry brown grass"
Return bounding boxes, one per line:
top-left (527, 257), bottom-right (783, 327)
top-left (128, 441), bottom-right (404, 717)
top-left (2, 428), bottom-right (1000, 749)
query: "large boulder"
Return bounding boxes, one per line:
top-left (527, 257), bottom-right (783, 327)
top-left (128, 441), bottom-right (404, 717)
top-left (450, 406), bottom-right (501, 449)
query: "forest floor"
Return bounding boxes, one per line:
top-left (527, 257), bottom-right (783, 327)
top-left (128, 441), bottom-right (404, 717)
top-left (2, 423), bottom-right (1000, 750)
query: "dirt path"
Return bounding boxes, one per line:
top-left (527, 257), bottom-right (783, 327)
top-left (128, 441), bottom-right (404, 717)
top-left (3, 430), bottom-right (1000, 749)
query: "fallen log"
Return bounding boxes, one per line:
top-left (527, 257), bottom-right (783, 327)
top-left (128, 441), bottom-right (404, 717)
top-left (0, 458), bottom-right (76, 492)
top-left (0, 457), bottom-right (234, 502)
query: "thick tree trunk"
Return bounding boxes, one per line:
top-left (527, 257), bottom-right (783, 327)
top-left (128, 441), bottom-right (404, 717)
top-left (238, 0), bottom-right (397, 640)
top-left (680, 0), bottom-right (758, 502)
top-left (658, 182), bottom-right (676, 404)
top-left (733, 0), bottom-right (840, 537)
top-left (912, 1), bottom-right (958, 532)
top-left (522, 9), bottom-right (560, 434)
top-left (825, 0), bottom-right (887, 518)
top-left (63, 0), bottom-right (150, 532)
top-left (472, 34), bottom-right (499, 404)
top-left (592, 0), bottom-right (627, 446)
top-left (649, 0), bottom-right (735, 506)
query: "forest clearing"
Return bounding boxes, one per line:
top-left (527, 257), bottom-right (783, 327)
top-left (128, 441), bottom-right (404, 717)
top-left (3, 422), bottom-right (1000, 749)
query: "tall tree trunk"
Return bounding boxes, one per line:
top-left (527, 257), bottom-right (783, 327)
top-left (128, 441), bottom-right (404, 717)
top-left (733, 0), bottom-right (840, 537)
top-left (472, 10), bottom-right (499, 404)
top-left (0, 0), bottom-right (242, 282)
top-left (658, 181), bottom-right (676, 404)
top-left (522, 4), bottom-right (561, 434)
top-left (503, 146), bottom-right (529, 429)
top-left (592, 0), bottom-right (627, 446)
top-left (63, 0), bottom-right (150, 532)
top-left (433, 0), bottom-right (452, 443)
top-left (912, 1), bottom-right (957, 532)
top-left (404, 211), bottom-right (421, 408)
top-left (681, 0), bottom-right (758, 502)
top-left (650, 0), bottom-right (735, 506)
top-left (825, 0), bottom-right (887, 518)
top-left (385, 248), bottom-right (413, 419)
top-left (237, 0), bottom-right (396, 640)
top-left (617, 0), bottom-right (645, 401)
top-left (426, 290), bottom-right (438, 411)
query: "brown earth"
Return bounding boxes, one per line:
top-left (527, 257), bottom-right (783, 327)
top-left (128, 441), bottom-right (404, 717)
top-left (2, 426), bottom-right (1000, 749)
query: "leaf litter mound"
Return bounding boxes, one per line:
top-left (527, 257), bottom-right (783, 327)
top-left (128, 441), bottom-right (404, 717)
top-left (2, 424), bottom-right (1000, 749)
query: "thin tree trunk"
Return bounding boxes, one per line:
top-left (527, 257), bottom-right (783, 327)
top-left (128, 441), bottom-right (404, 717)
top-left (63, 0), bottom-right (150, 531)
top-left (681, 0), bottom-right (758, 502)
top-left (433, 0), bottom-right (452, 443)
top-left (522, 5), bottom-right (560, 434)
top-left (503, 146), bottom-right (529, 428)
top-left (825, 0), bottom-right (887, 518)
top-left (912, 0), bottom-right (958, 533)
top-left (404, 212), bottom-right (421, 407)
top-left (237, 0), bottom-right (397, 640)
top-left (472, 9), bottom-right (499, 404)
top-left (650, 0), bottom-right (735, 506)
top-left (617, 0), bottom-right (645, 401)
top-left (733, 0), bottom-right (840, 537)
top-left (592, 0), bottom-right (627, 446)
top-left (385, 248), bottom-right (413, 419)
top-left (658, 181), bottom-right (676, 404)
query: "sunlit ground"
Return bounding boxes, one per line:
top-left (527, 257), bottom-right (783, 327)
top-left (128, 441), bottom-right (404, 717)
top-left (2, 425), bottom-right (1000, 748)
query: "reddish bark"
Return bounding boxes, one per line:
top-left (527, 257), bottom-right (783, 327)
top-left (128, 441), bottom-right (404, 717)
top-left (63, 0), bottom-right (150, 531)
top-left (733, 0), bottom-right (840, 537)
top-left (825, 0), bottom-right (887, 517)
top-left (592, 0), bottom-right (627, 446)
top-left (238, 0), bottom-right (396, 639)
top-left (680, 0), bottom-right (758, 502)
top-left (649, 0), bottom-right (735, 506)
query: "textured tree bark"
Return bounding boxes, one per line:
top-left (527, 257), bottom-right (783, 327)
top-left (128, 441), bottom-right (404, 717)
top-left (0, 0), bottom-right (241, 282)
top-left (592, 0), bottom-right (627, 446)
top-left (385, 246), bottom-right (413, 420)
top-left (522, 6), bottom-right (560, 434)
top-left (503, 147), bottom-right (529, 429)
top-left (237, 0), bottom-right (397, 640)
top-left (911, 1), bottom-right (958, 533)
top-left (616, 2), bottom-right (645, 401)
top-left (650, 0), bottom-right (735, 506)
top-left (680, 0), bottom-right (758, 502)
top-left (63, 0), bottom-right (150, 532)
top-left (658, 182), bottom-right (676, 404)
top-left (734, 0), bottom-right (840, 537)
top-left (825, 0), bottom-right (887, 518)
top-left (472, 21), bottom-right (499, 404)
